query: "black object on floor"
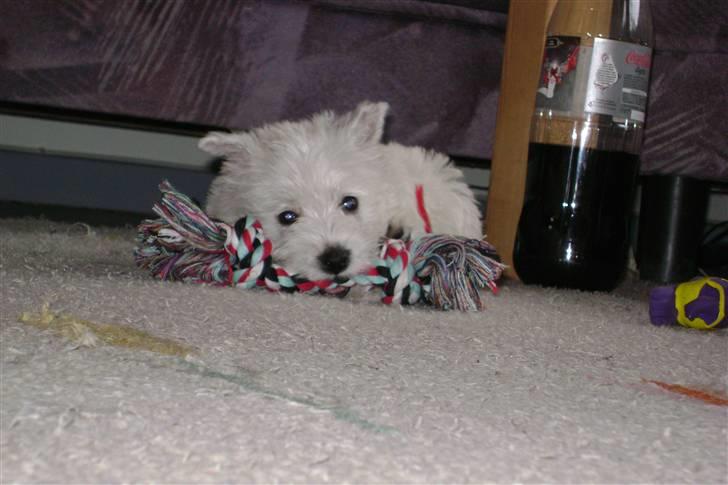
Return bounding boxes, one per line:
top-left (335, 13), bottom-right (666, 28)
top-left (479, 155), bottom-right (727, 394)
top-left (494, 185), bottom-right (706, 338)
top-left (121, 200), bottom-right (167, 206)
top-left (637, 174), bottom-right (710, 283)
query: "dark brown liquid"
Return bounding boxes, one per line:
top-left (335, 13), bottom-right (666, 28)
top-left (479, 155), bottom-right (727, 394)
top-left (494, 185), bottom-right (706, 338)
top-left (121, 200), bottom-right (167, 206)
top-left (514, 142), bottom-right (640, 291)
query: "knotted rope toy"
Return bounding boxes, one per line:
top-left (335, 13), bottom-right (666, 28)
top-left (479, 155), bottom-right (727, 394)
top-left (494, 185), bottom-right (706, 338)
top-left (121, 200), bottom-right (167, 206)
top-left (134, 181), bottom-right (505, 311)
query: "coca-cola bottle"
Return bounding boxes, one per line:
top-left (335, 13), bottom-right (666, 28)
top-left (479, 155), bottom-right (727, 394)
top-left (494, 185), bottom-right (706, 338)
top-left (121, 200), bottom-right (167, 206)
top-left (513, 0), bottom-right (654, 291)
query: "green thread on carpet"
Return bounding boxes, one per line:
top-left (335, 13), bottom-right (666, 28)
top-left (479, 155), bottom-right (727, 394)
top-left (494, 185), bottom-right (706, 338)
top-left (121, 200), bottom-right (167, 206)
top-left (18, 305), bottom-right (393, 433)
top-left (177, 361), bottom-right (397, 434)
top-left (19, 304), bottom-right (194, 357)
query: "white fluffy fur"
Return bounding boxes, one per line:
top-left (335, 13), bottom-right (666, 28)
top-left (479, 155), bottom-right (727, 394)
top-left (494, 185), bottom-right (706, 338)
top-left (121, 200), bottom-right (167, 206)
top-left (199, 101), bottom-right (482, 280)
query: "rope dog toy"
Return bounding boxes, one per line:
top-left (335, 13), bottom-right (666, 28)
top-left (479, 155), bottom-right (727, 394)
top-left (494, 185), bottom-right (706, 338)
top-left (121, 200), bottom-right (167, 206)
top-left (134, 181), bottom-right (505, 311)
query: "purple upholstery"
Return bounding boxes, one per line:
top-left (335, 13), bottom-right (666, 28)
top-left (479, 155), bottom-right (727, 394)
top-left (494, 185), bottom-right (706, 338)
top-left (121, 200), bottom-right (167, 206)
top-left (0, 0), bottom-right (506, 160)
top-left (0, 0), bottom-right (725, 181)
top-left (642, 0), bottom-right (728, 181)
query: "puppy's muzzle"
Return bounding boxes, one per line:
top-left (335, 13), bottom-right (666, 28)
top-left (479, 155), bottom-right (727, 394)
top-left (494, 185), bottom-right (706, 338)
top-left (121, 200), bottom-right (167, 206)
top-left (318, 244), bottom-right (351, 275)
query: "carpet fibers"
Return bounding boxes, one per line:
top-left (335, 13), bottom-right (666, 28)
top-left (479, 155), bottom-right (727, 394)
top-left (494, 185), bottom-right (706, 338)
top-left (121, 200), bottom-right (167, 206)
top-left (1, 218), bottom-right (726, 483)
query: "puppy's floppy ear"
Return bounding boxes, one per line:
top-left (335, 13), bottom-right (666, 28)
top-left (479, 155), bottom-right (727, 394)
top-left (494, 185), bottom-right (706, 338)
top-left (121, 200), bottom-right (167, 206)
top-left (198, 131), bottom-right (251, 157)
top-left (340, 101), bottom-right (389, 145)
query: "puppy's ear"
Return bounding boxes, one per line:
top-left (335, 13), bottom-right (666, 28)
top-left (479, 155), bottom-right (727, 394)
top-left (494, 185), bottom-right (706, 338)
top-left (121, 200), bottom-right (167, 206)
top-left (340, 101), bottom-right (389, 145)
top-left (198, 132), bottom-right (251, 157)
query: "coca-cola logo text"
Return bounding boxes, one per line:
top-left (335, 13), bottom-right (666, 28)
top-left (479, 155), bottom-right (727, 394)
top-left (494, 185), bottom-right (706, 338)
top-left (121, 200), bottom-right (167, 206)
top-left (626, 51), bottom-right (651, 69)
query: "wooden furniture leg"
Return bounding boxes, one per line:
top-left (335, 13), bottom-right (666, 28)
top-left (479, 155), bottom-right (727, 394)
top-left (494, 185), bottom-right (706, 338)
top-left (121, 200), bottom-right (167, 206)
top-left (484, 0), bottom-right (557, 279)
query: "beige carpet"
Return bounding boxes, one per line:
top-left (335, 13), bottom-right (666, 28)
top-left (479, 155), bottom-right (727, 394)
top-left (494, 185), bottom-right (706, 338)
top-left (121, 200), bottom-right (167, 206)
top-left (1, 217), bottom-right (726, 483)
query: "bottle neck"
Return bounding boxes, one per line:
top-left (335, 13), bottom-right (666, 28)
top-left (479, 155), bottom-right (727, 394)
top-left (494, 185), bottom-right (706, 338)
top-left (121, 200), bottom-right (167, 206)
top-left (547, 0), bottom-right (653, 46)
top-left (609, 0), bottom-right (653, 46)
top-left (548, 0), bottom-right (613, 45)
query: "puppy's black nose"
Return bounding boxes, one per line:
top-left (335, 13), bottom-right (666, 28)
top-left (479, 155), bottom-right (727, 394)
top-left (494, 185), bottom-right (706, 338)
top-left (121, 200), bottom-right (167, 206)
top-left (318, 245), bottom-right (351, 275)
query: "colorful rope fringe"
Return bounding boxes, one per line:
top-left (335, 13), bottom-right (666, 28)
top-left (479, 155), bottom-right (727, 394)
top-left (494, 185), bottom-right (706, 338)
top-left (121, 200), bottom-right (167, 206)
top-left (134, 181), bottom-right (505, 311)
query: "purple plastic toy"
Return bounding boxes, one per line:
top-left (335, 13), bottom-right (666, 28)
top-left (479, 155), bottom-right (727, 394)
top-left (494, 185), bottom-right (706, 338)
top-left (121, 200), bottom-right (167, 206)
top-left (649, 277), bottom-right (728, 330)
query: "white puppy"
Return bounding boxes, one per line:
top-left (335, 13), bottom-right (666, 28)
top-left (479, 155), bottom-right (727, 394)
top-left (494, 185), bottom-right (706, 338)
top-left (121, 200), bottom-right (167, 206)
top-left (199, 101), bottom-right (482, 281)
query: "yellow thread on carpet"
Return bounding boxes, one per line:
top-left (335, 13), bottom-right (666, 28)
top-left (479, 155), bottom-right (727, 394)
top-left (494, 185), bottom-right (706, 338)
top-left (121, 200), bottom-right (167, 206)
top-left (19, 304), bottom-right (193, 357)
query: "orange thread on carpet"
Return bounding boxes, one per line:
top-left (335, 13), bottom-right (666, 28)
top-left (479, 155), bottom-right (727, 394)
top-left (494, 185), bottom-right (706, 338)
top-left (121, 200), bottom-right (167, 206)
top-left (645, 379), bottom-right (728, 407)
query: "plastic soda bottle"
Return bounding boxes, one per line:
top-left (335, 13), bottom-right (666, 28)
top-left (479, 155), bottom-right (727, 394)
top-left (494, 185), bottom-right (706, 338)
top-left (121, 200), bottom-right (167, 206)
top-left (513, 0), bottom-right (654, 291)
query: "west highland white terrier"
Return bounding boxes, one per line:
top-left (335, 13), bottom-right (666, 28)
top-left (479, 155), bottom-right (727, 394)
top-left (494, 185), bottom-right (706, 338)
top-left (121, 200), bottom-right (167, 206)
top-left (199, 101), bottom-right (482, 281)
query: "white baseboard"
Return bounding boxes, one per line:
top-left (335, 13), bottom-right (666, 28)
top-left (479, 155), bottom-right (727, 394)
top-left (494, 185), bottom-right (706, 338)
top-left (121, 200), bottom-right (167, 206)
top-left (0, 113), bottom-right (212, 170)
top-left (1, 113), bottom-right (725, 223)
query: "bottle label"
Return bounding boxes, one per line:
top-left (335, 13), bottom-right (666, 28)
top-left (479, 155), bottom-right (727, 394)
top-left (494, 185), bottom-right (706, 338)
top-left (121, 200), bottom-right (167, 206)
top-left (535, 36), bottom-right (582, 113)
top-left (584, 38), bottom-right (652, 122)
top-left (536, 36), bottom-right (652, 124)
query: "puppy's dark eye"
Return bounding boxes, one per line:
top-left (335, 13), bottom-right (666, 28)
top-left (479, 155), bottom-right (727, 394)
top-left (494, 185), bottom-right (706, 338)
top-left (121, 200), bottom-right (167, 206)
top-left (341, 196), bottom-right (358, 213)
top-left (278, 210), bottom-right (298, 225)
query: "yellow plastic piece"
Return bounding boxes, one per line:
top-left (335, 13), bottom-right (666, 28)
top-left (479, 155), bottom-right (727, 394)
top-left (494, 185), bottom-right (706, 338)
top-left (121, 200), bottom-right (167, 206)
top-left (19, 303), bottom-right (194, 356)
top-left (675, 277), bottom-right (726, 330)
